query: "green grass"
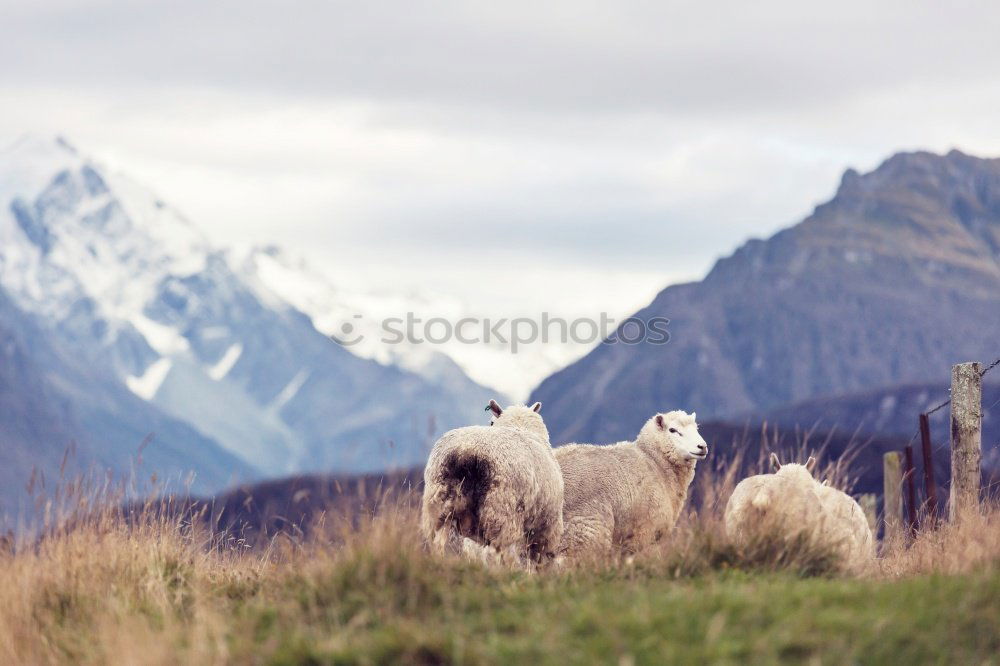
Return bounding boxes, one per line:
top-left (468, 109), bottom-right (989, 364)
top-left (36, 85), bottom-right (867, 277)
top-left (226, 554), bottom-right (1000, 665)
top-left (6, 496), bottom-right (1000, 665)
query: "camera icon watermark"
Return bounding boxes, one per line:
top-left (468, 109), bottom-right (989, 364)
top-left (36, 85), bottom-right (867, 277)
top-left (336, 314), bottom-right (365, 347)
top-left (331, 312), bottom-right (669, 353)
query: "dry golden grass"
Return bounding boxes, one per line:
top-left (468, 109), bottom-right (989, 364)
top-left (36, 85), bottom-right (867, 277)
top-left (2, 444), bottom-right (999, 664)
top-left (878, 501), bottom-right (1000, 577)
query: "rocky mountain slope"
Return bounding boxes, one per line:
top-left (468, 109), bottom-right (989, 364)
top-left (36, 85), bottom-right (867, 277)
top-left (0, 286), bottom-right (255, 517)
top-left (0, 135), bottom-right (501, 512)
top-left (532, 150), bottom-right (1000, 453)
top-left (228, 244), bottom-right (583, 400)
top-left (748, 380), bottom-right (1000, 469)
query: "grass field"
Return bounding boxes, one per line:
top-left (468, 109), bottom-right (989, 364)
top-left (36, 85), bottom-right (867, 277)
top-left (2, 459), bottom-right (999, 664)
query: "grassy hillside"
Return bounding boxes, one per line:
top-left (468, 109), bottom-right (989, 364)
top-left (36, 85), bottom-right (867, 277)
top-left (3, 480), bottom-right (1000, 665)
top-left (2, 444), bottom-right (998, 665)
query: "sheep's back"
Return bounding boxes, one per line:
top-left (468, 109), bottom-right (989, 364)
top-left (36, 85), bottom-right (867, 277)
top-left (426, 425), bottom-right (562, 505)
top-left (555, 443), bottom-right (640, 517)
top-left (724, 473), bottom-right (822, 543)
top-left (814, 485), bottom-right (875, 566)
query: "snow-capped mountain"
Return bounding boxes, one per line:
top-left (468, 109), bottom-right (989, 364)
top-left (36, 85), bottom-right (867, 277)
top-left (0, 284), bottom-right (257, 516)
top-left (0, 135), bottom-right (501, 493)
top-left (230, 244), bottom-right (591, 400)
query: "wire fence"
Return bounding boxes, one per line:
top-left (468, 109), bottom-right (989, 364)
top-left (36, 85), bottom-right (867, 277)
top-left (883, 358), bottom-right (1000, 537)
top-left (909, 357), bottom-right (1000, 453)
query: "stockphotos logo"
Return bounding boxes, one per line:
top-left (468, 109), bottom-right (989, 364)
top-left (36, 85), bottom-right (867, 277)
top-left (332, 313), bottom-right (670, 353)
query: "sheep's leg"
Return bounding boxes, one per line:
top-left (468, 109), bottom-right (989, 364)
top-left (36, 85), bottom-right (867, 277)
top-left (477, 493), bottom-right (526, 560)
top-left (526, 507), bottom-right (564, 564)
top-left (421, 492), bottom-right (448, 555)
top-left (422, 487), bottom-right (471, 557)
top-left (461, 537), bottom-right (503, 565)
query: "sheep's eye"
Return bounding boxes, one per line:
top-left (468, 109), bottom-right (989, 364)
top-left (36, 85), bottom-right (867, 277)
top-left (669, 427), bottom-right (680, 435)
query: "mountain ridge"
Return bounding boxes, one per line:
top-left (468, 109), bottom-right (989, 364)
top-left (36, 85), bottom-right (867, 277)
top-left (0, 284), bottom-right (256, 517)
top-left (0, 135), bottom-right (503, 505)
top-left (531, 149), bottom-right (1000, 451)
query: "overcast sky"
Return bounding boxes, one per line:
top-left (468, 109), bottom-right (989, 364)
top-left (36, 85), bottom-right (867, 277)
top-left (2, 0), bottom-right (1000, 316)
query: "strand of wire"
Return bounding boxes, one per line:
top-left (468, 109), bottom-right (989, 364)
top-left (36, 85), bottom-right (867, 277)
top-left (914, 356), bottom-right (1000, 453)
top-left (981, 356), bottom-right (1000, 378)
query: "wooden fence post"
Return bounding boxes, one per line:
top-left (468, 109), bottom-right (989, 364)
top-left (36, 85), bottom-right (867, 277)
top-left (904, 445), bottom-right (917, 535)
top-left (950, 362), bottom-right (982, 521)
top-left (919, 413), bottom-right (938, 523)
top-left (883, 451), bottom-right (904, 543)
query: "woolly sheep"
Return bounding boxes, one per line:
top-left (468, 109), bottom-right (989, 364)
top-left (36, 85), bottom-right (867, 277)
top-left (813, 475), bottom-right (876, 572)
top-left (554, 410), bottom-right (708, 557)
top-left (724, 454), bottom-right (875, 573)
top-left (724, 455), bottom-right (824, 547)
top-left (420, 399), bottom-right (564, 564)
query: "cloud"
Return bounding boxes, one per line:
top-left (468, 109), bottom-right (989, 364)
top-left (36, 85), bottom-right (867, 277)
top-left (3, 1), bottom-right (999, 113)
top-left (1, 1), bottom-right (1000, 316)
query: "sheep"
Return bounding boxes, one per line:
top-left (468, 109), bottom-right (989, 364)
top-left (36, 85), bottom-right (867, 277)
top-left (554, 410), bottom-right (708, 558)
top-left (724, 454), bottom-right (875, 573)
top-left (812, 474), bottom-right (876, 572)
top-left (420, 399), bottom-right (564, 565)
top-left (724, 455), bottom-right (824, 548)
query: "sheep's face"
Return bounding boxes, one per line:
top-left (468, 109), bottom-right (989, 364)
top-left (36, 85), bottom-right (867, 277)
top-left (646, 410), bottom-right (708, 461)
top-left (487, 400), bottom-right (549, 442)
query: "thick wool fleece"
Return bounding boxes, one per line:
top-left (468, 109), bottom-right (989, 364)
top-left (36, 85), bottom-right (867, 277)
top-left (555, 412), bottom-right (701, 557)
top-left (725, 463), bottom-right (875, 573)
top-left (813, 483), bottom-right (875, 572)
top-left (725, 464), bottom-right (823, 545)
top-left (421, 405), bottom-right (563, 562)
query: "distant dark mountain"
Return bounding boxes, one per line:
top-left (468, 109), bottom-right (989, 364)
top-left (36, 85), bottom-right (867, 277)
top-left (115, 422), bottom-right (922, 550)
top-left (695, 422), bottom-right (923, 499)
top-left (749, 382), bottom-right (1000, 470)
top-left (532, 150), bottom-right (1000, 458)
top-left (128, 469), bottom-right (423, 549)
top-left (0, 286), bottom-right (255, 518)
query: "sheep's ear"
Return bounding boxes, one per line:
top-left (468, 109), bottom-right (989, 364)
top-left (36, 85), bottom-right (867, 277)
top-left (487, 399), bottom-right (503, 418)
top-left (655, 414), bottom-right (665, 430)
top-left (769, 452), bottom-right (781, 471)
top-left (690, 412), bottom-right (697, 421)
top-left (530, 401), bottom-right (542, 413)
top-left (805, 456), bottom-right (817, 472)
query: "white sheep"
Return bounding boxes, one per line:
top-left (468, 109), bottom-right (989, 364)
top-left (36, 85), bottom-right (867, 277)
top-left (554, 410), bottom-right (708, 557)
top-left (724, 453), bottom-right (875, 573)
top-left (420, 399), bottom-right (564, 564)
top-left (724, 455), bottom-right (824, 547)
top-left (812, 475), bottom-right (876, 572)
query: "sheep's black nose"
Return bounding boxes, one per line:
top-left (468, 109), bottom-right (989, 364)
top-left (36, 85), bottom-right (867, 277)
top-left (697, 443), bottom-right (708, 454)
